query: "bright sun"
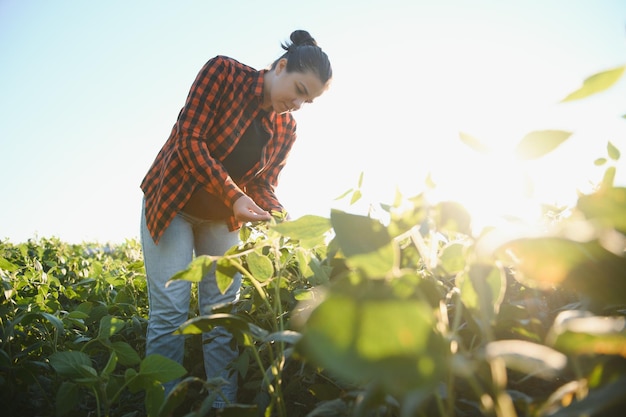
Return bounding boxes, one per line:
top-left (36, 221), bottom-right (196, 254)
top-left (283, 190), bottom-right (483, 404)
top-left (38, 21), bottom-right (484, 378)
top-left (430, 152), bottom-right (544, 234)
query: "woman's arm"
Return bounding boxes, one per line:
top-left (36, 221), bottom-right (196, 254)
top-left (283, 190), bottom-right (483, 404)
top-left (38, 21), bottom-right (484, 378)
top-left (174, 56), bottom-right (247, 208)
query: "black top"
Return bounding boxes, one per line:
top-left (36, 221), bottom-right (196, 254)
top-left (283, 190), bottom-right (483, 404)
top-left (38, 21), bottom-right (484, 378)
top-left (222, 114), bottom-right (270, 181)
top-left (182, 113), bottom-right (270, 220)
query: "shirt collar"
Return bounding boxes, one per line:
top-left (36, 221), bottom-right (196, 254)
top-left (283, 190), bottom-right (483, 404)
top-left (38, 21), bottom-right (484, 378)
top-left (252, 69), bottom-right (266, 100)
top-left (252, 69), bottom-right (276, 121)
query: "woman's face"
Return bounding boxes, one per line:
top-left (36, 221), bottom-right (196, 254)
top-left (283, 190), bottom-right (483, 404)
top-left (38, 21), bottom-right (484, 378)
top-left (265, 58), bottom-right (327, 114)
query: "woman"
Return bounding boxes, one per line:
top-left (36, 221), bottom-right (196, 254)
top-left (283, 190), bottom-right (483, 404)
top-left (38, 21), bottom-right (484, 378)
top-left (139, 30), bottom-right (332, 408)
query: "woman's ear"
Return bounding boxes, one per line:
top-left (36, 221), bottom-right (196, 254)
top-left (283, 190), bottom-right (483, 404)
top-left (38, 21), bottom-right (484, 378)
top-left (275, 58), bottom-right (288, 74)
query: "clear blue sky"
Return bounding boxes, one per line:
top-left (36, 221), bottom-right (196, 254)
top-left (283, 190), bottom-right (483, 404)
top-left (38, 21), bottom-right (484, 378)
top-left (1, 0), bottom-right (625, 243)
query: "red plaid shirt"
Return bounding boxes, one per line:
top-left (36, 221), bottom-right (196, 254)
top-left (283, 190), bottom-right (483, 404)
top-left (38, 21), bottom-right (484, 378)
top-left (141, 56), bottom-right (297, 244)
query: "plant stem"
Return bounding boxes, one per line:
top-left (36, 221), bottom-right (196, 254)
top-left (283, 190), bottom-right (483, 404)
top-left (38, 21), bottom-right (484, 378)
top-left (230, 259), bottom-right (274, 314)
top-left (92, 387), bottom-right (102, 417)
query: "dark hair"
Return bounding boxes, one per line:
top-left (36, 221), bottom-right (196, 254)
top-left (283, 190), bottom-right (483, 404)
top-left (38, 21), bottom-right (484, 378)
top-left (271, 30), bottom-right (332, 85)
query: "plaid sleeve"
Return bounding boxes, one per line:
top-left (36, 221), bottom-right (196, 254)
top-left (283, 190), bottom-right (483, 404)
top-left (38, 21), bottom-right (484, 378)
top-left (174, 56), bottom-right (246, 207)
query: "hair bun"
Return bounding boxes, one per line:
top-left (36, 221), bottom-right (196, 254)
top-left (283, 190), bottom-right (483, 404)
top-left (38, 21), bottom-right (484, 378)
top-left (285, 29), bottom-right (318, 50)
top-left (273, 29), bottom-right (332, 84)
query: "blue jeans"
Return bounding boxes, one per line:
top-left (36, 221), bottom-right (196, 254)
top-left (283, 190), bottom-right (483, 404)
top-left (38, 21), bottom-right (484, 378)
top-left (140, 203), bottom-right (241, 408)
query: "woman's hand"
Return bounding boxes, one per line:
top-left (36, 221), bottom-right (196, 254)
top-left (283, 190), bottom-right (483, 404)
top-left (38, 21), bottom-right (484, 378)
top-left (233, 195), bottom-right (272, 222)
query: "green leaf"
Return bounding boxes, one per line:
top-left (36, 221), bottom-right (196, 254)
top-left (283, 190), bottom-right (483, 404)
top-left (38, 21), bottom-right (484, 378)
top-left (330, 210), bottom-right (395, 277)
top-left (246, 252), bottom-right (273, 282)
top-left (293, 288), bottom-right (315, 301)
top-left (577, 187), bottom-right (626, 234)
top-left (49, 351), bottom-right (93, 378)
top-left (125, 367), bottom-right (138, 378)
top-left (97, 315), bottom-right (126, 340)
top-left (357, 171), bottom-right (364, 188)
top-left (178, 313), bottom-right (256, 347)
top-left (548, 311), bottom-right (626, 357)
top-left (102, 352), bottom-right (118, 376)
top-left (299, 291), bottom-right (447, 397)
top-left (138, 354), bottom-right (187, 383)
top-left (514, 130), bottom-right (572, 160)
top-left (546, 376), bottom-right (626, 417)
top-left (497, 237), bottom-right (626, 305)
top-left (169, 255), bottom-right (214, 283)
top-left (459, 132), bottom-right (491, 154)
top-left (157, 377), bottom-right (209, 417)
top-left (433, 201), bottom-right (472, 235)
top-left (425, 172), bottom-right (436, 189)
top-left (496, 237), bottom-right (582, 288)
top-left (456, 263), bottom-right (506, 324)
top-left (607, 141), bottom-right (621, 161)
top-left (176, 313), bottom-right (250, 335)
top-left (439, 243), bottom-right (466, 275)
top-left (48, 352), bottom-right (100, 386)
top-left (247, 323), bottom-right (270, 341)
top-left (561, 65), bottom-right (625, 102)
top-left (56, 382), bottom-right (80, 417)
top-left (0, 257), bottom-right (19, 272)
top-left (594, 157), bottom-right (607, 166)
top-left (350, 189), bottom-right (363, 205)
top-left (601, 166), bottom-right (616, 189)
top-left (74, 365), bottom-right (99, 384)
top-left (111, 340), bottom-right (141, 366)
top-left (36, 312), bottom-right (65, 339)
top-left (309, 255), bottom-right (331, 285)
top-left (295, 248), bottom-right (315, 280)
top-left (334, 188), bottom-right (354, 200)
top-left (67, 310), bottom-right (89, 320)
top-left (270, 215), bottom-right (332, 248)
top-left (485, 340), bottom-right (567, 379)
top-left (216, 257), bottom-right (239, 293)
top-left (145, 383), bottom-right (165, 417)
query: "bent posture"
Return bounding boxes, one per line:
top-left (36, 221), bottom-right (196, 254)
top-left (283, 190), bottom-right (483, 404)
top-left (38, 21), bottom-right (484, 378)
top-left (139, 30), bottom-right (332, 409)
